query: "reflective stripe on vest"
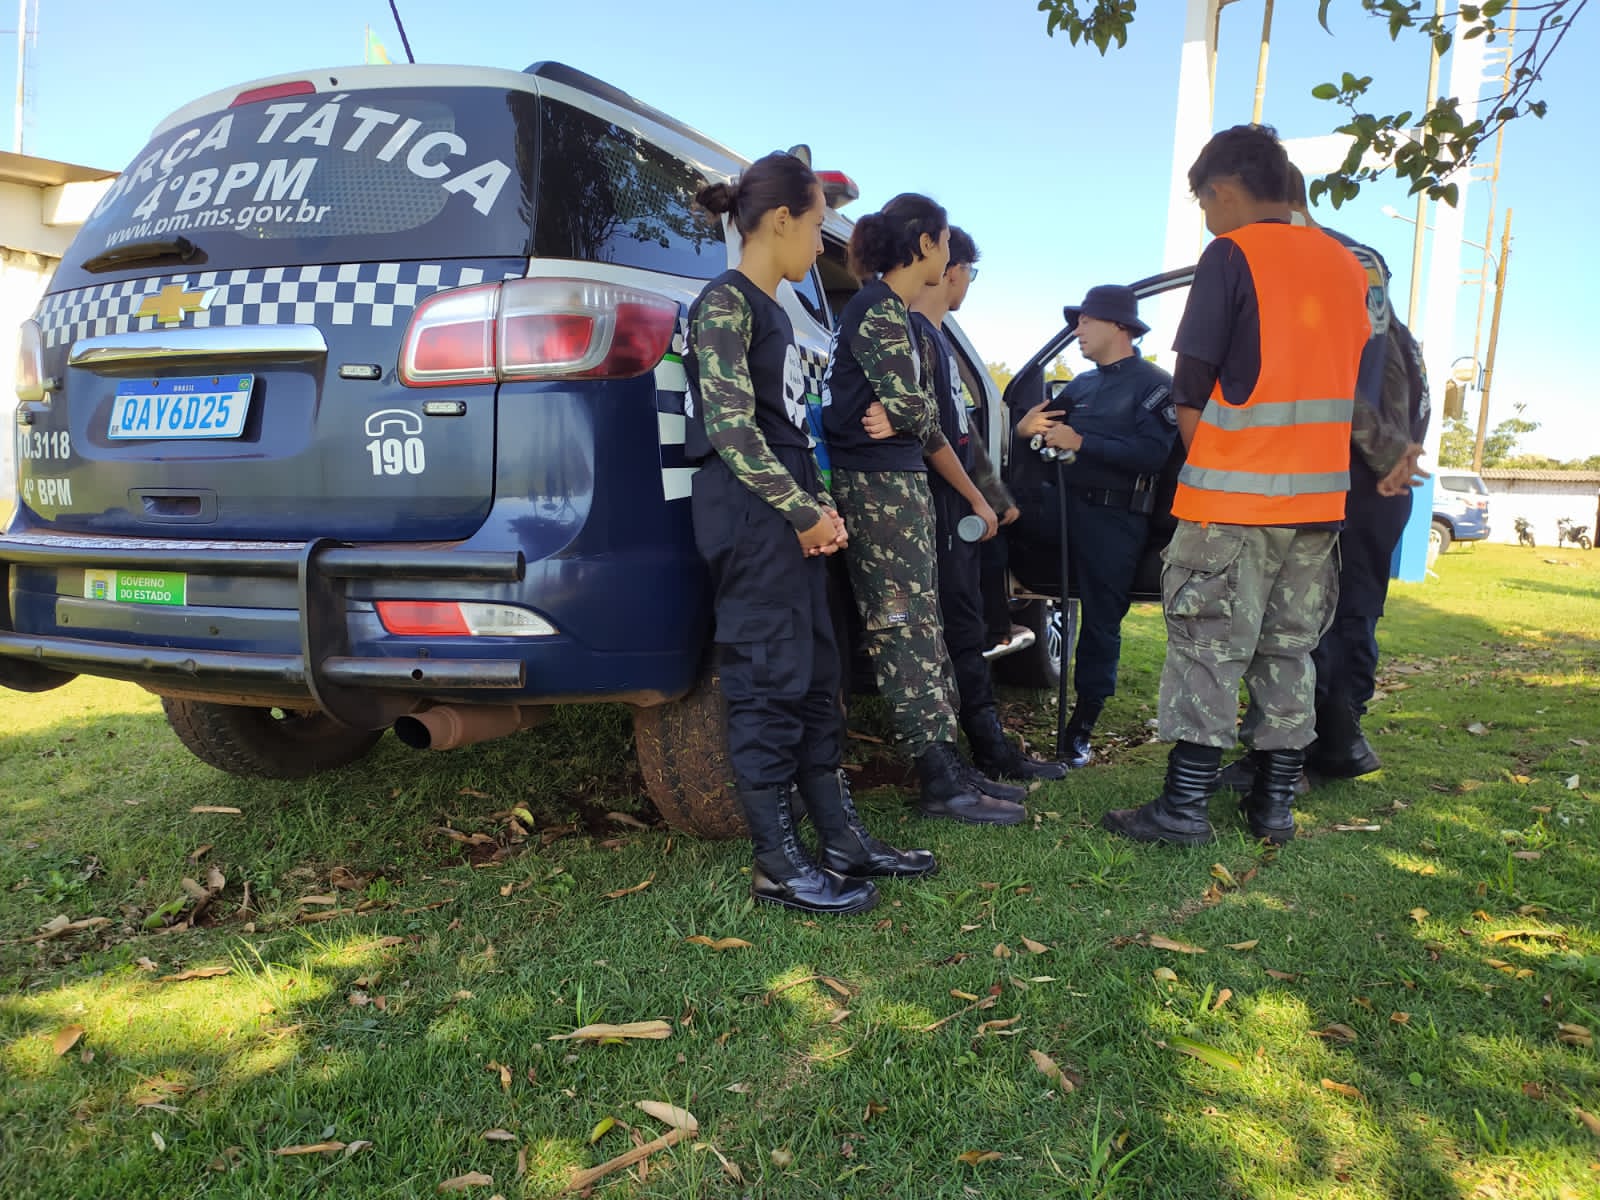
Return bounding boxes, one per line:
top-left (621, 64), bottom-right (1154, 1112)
top-left (1173, 222), bottom-right (1370, 526)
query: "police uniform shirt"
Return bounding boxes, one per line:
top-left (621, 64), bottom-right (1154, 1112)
top-left (821, 279), bottom-right (947, 473)
top-left (684, 269), bottom-right (825, 531)
top-left (1045, 355), bottom-right (1177, 491)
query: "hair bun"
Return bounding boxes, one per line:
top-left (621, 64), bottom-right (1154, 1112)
top-left (695, 180), bottom-right (739, 215)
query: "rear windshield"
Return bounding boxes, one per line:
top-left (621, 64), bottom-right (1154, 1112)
top-left (1440, 474), bottom-right (1488, 495)
top-left (52, 86), bottom-right (539, 292)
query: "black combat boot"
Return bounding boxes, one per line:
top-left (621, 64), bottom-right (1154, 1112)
top-left (795, 769), bottom-right (938, 879)
top-left (1241, 748), bottom-right (1301, 845)
top-left (915, 742), bottom-right (1026, 826)
top-left (1062, 698), bottom-right (1105, 769)
top-left (737, 785), bottom-right (879, 915)
top-left (1100, 742), bottom-right (1220, 845)
top-left (1219, 749), bottom-right (1312, 796)
top-left (958, 755), bottom-right (1029, 803)
top-left (1304, 700), bottom-right (1382, 778)
top-left (963, 706), bottom-right (1069, 782)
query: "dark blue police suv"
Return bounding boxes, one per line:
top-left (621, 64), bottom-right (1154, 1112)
top-left (3, 63), bottom-right (877, 836)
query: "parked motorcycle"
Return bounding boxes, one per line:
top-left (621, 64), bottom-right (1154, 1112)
top-left (1514, 516), bottom-right (1536, 548)
top-left (1556, 517), bottom-right (1593, 551)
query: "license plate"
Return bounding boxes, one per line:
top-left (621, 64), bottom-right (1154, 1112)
top-left (109, 374), bottom-right (254, 440)
top-left (83, 568), bottom-right (187, 606)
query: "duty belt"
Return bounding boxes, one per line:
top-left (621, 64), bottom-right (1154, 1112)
top-left (1076, 474), bottom-right (1158, 515)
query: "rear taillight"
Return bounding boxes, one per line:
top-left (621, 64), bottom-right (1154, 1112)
top-left (15, 319), bottom-right (44, 402)
top-left (375, 601), bottom-right (557, 637)
top-left (398, 278), bottom-right (678, 388)
top-left (231, 80), bottom-right (317, 107)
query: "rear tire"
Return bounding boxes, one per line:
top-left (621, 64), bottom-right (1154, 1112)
top-left (992, 599), bottom-right (1063, 690)
top-left (1430, 519), bottom-right (1453, 557)
top-left (162, 699), bottom-right (381, 780)
top-left (631, 666), bottom-right (744, 840)
top-left (1582, 535), bottom-right (1593, 551)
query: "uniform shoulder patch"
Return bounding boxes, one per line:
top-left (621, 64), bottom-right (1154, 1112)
top-left (1142, 383), bottom-right (1178, 425)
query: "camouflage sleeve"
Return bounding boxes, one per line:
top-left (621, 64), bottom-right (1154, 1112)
top-left (692, 286), bottom-right (827, 532)
top-left (967, 428), bottom-right (1014, 511)
top-left (1348, 351), bottom-right (1410, 476)
top-left (853, 297), bottom-right (947, 452)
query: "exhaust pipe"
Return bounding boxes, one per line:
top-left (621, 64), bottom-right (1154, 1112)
top-left (392, 704), bottom-right (544, 751)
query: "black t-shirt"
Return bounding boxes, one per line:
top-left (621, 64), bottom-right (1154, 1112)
top-left (1172, 225), bottom-right (1276, 410)
top-left (683, 269), bottom-right (811, 464)
top-left (910, 312), bottom-right (973, 472)
top-left (821, 278), bottom-right (931, 473)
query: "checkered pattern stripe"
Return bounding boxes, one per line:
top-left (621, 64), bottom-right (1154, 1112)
top-left (798, 345), bottom-right (829, 402)
top-left (34, 263), bottom-right (498, 349)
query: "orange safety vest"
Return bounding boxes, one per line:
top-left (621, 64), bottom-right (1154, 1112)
top-left (1172, 222), bottom-right (1371, 526)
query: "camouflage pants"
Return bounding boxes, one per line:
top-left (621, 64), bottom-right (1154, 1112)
top-left (1157, 521), bottom-right (1339, 750)
top-left (832, 469), bottom-right (959, 757)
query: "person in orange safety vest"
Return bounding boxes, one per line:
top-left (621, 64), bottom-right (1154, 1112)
top-left (1102, 124), bottom-right (1370, 848)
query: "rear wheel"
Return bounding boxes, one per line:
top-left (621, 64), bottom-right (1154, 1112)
top-left (1582, 535), bottom-right (1594, 551)
top-left (631, 666), bottom-right (744, 840)
top-left (162, 699), bottom-right (381, 780)
top-left (1429, 519), bottom-right (1453, 558)
top-left (992, 599), bottom-right (1063, 690)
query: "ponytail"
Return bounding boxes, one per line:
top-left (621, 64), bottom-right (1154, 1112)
top-left (847, 192), bottom-right (948, 280)
top-left (695, 152), bottom-right (819, 239)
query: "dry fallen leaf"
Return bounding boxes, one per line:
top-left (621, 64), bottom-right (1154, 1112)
top-left (683, 936), bottom-right (752, 951)
top-left (1210, 863), bottom-right (1238, 889)
top-left (549, 1021), bottom-right (672, 1043)
top-left (976, 1016), bottom-right (1022, 1036)
top-left (1149, 935), bottom-right (1206, 955)
top-left (950, 989), bottom-right (979, 1002)
top-left (993, 942), bottom-right (1013, 959)
top-left (1465, 722), bottom-right (1490, 737)
top-left (956, 1150), bottom-right (1002, 1166)
top-left (1512, 851), bottom-right (1543, 861)
top-left (158, 966), bottom-right (231, 983)
top-left (437, 1172), bottom-right (494, 1191)
top-left (603, 877), bottom-right (654, 900)
top-left (1556, 1023), bottom-right (1594, 1048)
top-left (1576, 1109), bottom-right (1600, 1139)
top-left (1409, 908), bottom-right (1429, 924)
top-left (1313, 1024), bottom-right (1359, 1045)
top-left (1212, 988), bottom-right (1233, 1012)
top-left (1265, 969), bottom-right (1298, 982)
top-left (1321, 1079), bottom-right (1363, 1101)
top-left (1225, 939), bottom-right (1260, 952)
top-left (1029, 1048), bottom-right (1071, 1090)
top-left (724, 1082), bottom-right (750, 1094)
top-left (634, 1100), bottom-right (699, 1134)
top-left (52, 1025), bottom-right (85, 1056)
top-left (1391, 1012), bottom-right (1411, 1025)
top-left (189, 805), bottom-right (242, 815)
top-left (274, 1141), bottom-right (347, 1156)
top-left (1020, 937), bottom-right (1050, 954)
top-left (481, 1130), bottom-right (516, 1142)
top-left (863, 1101), bottom-right (888, 1122)
top-left (1152, 967), bottom-right (1179, 984)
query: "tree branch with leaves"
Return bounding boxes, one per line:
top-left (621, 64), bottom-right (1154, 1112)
top-left (1035, 0), bottom-right (1585, 206)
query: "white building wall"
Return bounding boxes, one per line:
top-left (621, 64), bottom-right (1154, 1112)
top-left (1482, 478), bottom-right (1600, 548)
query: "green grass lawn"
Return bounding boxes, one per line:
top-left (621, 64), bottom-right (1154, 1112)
top-left (2, 543), bottom-right (1597, 1199)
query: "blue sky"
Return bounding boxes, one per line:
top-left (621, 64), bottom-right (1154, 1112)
top-left (9, 0), bottom-right (1596, 461)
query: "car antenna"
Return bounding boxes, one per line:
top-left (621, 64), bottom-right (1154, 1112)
top-left (388, 0), bottom-right (417, 63)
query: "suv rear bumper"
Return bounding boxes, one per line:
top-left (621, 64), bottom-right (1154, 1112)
top-left (0, 534), bottom-right (527, 728)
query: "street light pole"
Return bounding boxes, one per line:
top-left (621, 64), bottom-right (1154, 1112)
top-left (1471, 207), bottom-right (1513, 473)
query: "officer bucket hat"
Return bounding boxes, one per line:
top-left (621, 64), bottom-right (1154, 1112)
top-left (1064, 284), bottom-right (1149, 337)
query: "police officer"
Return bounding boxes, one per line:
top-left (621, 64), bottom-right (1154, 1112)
top-left (1101, 124), bottom-right (1371, 847)
top-left (1220, 165), bottom-right (1430, 796)
top-left (909, 228), bottom-right (1067, 782)
top-left (1012, 285), bottom-right (1177, 767)
top-left (687, 155), bottom-right (935, 915)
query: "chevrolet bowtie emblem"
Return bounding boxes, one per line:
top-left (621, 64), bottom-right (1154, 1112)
top-left (135, 284), bottom-right (214, 327)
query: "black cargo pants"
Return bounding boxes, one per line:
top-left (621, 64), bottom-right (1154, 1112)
top-left (690, 454), bottom-right (842, 791)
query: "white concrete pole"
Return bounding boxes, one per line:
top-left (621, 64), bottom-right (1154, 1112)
top-left (1152, 0), bottom-right (1223, 367)
top-left (13, 0), bottom-right (25, 154)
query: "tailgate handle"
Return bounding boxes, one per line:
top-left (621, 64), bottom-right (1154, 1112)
top-left (70, 326), bottom-right (328, 368)
top-left (132, 489), bottom-right (217, 523)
